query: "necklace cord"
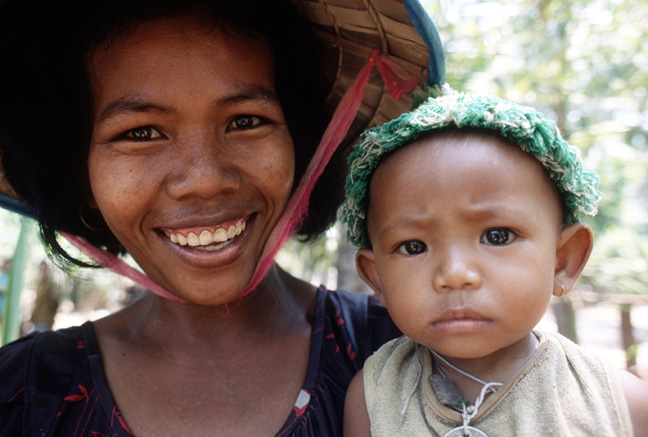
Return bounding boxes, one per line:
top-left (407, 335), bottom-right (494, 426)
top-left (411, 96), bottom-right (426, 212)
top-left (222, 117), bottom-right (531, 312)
top-left (430, 349), bottom-right (503, 434)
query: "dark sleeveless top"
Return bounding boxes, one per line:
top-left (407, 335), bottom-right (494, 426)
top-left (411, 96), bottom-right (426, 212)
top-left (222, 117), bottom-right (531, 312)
top-left (0, 287), bottom-right (399, 436)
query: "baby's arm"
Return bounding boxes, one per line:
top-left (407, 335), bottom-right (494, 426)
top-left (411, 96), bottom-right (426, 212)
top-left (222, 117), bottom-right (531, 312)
top-left (618, 369), bottom-right (648, 437)
top-left (344, 369), bottom-right (371, 437)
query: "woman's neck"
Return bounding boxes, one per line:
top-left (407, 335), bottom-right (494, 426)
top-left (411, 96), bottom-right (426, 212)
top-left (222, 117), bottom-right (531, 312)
top-left (91, 264), bottom-right (317, 436)
top-left (97, 263), bottom-right (316, 354)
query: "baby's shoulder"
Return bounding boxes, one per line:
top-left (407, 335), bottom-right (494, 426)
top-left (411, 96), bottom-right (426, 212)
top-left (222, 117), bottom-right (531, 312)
top-left (363, 336), bottom-right (419, 383)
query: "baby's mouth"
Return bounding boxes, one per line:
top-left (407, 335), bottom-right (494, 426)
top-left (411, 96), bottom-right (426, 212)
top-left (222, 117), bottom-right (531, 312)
top-left (161, 217), bottom-right (247, 252)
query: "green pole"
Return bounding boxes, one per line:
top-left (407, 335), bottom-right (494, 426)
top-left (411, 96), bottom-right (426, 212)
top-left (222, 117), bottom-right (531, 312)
top-left (1, 216), bottom-right (31, 346)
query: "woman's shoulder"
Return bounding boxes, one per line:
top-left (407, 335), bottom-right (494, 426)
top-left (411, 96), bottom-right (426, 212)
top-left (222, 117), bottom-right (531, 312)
top-left (322, 289), bottom-right (401, 360)
top-left (3, 321), bottom-right (86, 350)
top-left (0, 332), bottom-right (38, 401)
top-left (0, 323), bottom-right (100, 433)
top-left (0, 324), bottom-right (87, 387)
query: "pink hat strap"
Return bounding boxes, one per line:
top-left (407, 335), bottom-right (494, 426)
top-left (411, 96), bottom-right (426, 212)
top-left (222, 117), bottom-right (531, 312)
top-left (238, 49), bottom-right (420, 298)
top-left (61, 232), bottom-right (188, 303)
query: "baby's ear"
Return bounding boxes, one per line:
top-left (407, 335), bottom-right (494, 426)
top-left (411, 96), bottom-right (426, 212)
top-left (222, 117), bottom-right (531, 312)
top-left (554, 222), bottom-right (594, 295)
top-left (355, 249), bottom-right (385, 305)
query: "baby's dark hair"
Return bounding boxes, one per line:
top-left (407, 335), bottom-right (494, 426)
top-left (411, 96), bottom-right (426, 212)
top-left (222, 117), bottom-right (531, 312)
top-left (0, 0), bottom-right (343, 268)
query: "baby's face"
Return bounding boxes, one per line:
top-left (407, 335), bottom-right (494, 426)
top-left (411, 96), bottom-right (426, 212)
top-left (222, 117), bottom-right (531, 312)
top-left (360, 131), bottom-right (564, 360)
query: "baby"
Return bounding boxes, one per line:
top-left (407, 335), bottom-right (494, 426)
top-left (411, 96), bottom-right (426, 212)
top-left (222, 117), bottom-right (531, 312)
top-left (341, 92), bottom-right (648, 436)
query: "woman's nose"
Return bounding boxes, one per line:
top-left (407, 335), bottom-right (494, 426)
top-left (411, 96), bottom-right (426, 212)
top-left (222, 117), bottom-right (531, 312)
top-left (432, 246), bottom-right (481, 293)
top-left (165, 134), bottom-right (241, 200)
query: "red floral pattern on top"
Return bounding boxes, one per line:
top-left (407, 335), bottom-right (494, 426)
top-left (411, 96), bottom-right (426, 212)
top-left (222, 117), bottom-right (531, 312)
top-left (0, 288), bottom-right (399, 436)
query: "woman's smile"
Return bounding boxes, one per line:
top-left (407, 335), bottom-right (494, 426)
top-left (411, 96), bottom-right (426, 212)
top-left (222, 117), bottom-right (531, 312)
top-left (161, 216), bottom-right (248, 249)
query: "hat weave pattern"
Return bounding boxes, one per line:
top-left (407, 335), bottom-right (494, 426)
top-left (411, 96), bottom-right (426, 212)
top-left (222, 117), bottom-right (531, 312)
top-left (292, 0), bottom-right (444, 144)
top-left (342, 92), bottom-right (602, 248)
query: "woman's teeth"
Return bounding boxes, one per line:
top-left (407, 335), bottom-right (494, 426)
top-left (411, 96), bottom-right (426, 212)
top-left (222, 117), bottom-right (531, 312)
top-left (164, 220), bottom-right (246, 249)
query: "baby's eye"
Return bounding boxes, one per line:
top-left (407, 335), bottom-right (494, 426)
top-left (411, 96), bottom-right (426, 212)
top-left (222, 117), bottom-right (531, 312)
top-left (481, 228), bottom-right (516, 246)
top-left (125, 126), bottom-right (163, 141)
top-left (397, 241), bottom-right (427, 255)
top-left (227, 115), bottom-right (262, 131)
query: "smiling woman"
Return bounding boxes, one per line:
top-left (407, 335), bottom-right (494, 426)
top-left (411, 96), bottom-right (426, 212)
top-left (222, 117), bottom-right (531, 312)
top-left (0, 0), bottom-right (444, 435)
top-left (86, 16), bottom-right (295, 305)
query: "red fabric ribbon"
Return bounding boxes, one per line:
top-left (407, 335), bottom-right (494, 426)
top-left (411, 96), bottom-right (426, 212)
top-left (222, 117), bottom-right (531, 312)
top-left (239, 49), bottom-right (420, 298)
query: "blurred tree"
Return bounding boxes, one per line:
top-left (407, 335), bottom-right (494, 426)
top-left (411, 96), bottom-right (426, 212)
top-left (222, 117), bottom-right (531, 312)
top-left (278, 227), bottom-right (340, 290)
top-left (337, 223), bottom-right (372, 293)
top-left (582, 228), bottom-right (648, 367)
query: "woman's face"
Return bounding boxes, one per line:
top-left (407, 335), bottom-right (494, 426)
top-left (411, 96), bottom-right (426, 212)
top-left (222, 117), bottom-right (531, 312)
top-left (87, 15), bottom-right (295, 305)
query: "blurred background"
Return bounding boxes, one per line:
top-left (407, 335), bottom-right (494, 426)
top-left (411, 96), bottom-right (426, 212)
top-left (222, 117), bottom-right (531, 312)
top-left (1, 0), bottom-right (646, 378)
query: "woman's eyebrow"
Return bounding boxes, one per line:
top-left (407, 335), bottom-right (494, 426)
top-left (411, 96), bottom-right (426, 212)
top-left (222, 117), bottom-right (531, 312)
top-left (217, 86), bottom-right (280, 106)
top-left (96, 86), bottom-right (281, 123)
top-left (95, 98), bottom-right (170, 124)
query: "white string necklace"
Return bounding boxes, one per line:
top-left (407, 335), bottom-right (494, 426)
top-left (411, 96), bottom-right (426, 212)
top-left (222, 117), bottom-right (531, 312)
top-left (430, 350), bottom-right (503, 437)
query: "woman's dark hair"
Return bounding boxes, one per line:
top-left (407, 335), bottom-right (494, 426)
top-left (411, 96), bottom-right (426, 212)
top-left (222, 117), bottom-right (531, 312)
top-left (0, 0), bottom-right (344, 268)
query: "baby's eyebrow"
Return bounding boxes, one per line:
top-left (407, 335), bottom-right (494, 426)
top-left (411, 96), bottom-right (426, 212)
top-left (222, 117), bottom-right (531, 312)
top-left (459, 203), bottom-right (534, 223)
top-left (372, 215), bottom-right (435, 238)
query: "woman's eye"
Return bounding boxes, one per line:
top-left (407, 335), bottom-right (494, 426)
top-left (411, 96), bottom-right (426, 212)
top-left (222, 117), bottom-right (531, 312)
top-left (227, 115), bottom-right (262, 131)
top-left (124, 126), bottom-right (162, 141)
top-left (481, 228), bottom-right (516, 246)
top-left (397, 241), bottom-right (427, 255)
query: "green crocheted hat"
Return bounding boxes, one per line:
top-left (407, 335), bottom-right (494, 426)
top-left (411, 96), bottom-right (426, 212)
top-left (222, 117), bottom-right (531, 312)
top-left (342, 90), bottom-right (602, 248)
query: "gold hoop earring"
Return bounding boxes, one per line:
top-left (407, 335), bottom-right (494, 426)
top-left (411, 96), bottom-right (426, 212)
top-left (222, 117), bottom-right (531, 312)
top-left (79, 206), bottom-right (106, 232)
top-left (553, 284), bottom-right (567, 297)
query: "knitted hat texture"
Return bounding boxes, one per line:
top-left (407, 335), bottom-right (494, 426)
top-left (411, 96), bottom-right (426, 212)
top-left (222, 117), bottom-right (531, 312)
top-left (342, 91), bottom-right (601, 248)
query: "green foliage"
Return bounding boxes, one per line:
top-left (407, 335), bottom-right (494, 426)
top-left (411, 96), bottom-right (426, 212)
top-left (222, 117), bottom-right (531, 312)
top-left (277, 227), bottom-right (340, 288)
top-left (1, 217), bottom-right (32, 345)
top-left (583, 228), bottom-right (648, 297)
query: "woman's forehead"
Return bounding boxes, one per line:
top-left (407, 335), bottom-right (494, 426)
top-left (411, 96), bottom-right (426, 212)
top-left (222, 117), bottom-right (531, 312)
top-left (89, 14), bottom-right (269, 64)
top-left (87, 15), bottom-right (275, 116)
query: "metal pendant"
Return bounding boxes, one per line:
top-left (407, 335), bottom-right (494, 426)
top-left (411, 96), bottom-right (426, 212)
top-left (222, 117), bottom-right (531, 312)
top-left (444, 425), bottom-right (488, 437)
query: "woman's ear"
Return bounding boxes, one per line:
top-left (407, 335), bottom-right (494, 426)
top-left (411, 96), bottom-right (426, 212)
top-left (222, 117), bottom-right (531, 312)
top-left (84, 185), bottom-right (98, 209)
top-left (355, 249), bottom-right (386, 305)
top-left (554, 222), bottom-right (594, 296)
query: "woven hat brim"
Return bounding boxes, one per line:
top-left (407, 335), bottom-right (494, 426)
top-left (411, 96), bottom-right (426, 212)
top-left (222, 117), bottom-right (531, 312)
top-left (293, 0), bottom-right (444, 144)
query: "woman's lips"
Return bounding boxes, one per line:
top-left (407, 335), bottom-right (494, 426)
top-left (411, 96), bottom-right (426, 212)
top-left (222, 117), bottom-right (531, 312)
top-left (160, 216), bottom-right (248, 249)
top-left (155, 215), bottom-right (255, 270)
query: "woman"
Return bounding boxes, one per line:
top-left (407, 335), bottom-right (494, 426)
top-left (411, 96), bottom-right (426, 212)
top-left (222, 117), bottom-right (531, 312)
top-left (0, 0), bottom-right (443, 435)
